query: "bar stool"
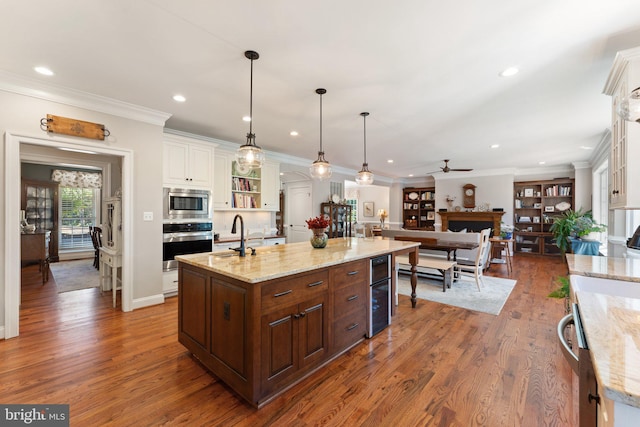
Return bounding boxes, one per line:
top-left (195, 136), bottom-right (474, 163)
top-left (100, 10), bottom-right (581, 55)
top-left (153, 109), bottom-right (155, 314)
top-left (489, 237), bottom-right (513, 274)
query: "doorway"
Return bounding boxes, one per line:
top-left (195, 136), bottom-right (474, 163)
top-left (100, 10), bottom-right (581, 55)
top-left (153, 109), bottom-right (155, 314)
top-left (284, 180), bottom-right (313, 243)
top-left (4, 132), bottom-right (134, 338)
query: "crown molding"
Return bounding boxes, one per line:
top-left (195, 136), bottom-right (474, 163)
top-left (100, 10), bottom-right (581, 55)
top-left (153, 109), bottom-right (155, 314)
top-left (603, 46), bottom-right (640, 95)
top-left (0, 71), bottom-right (171, 126)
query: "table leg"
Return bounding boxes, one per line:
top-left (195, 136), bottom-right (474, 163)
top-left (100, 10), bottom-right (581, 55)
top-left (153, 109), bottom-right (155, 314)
top-left (409, 248), bottom-right (418, 308)
top-left (112, 265), bottom-right (117, 308)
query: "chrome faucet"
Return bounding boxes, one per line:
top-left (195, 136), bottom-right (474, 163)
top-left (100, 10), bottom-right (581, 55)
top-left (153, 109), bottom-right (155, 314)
top-left (231, 214), bottom-right (246, 257)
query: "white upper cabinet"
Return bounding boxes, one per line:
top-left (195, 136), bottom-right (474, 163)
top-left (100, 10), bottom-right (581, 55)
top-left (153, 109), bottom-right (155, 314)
top-left (163, 134), bottom-right (214, 190)
top-left (261, 161), bottom-right (280, 211)
top-left (213, 151), bottom-right (232, 210)
top-left (604, 47), bottom-right (640, 209)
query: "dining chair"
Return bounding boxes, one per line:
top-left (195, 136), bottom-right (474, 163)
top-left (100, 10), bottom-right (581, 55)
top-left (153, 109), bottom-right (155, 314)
top-left (90, 226), bottom-right (102, 269)
top-left (455, 228), bottom-right (491, 291)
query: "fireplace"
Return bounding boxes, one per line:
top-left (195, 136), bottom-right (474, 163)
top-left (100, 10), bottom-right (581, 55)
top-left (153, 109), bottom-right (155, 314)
top-left (438, 211), bottom-right (505, 236)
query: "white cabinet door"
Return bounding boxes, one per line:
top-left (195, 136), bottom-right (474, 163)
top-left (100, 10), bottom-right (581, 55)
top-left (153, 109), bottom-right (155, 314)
top-left (189, 144), bottom-right (214, 188)
top-left (261, 161), bottom-right (280, 211)
top-left (213, 151), bottom-right (232, 210)
top-left (163, 140), bottom-right (190, 187)
top-left (163, 135), bottom-right (214, 190)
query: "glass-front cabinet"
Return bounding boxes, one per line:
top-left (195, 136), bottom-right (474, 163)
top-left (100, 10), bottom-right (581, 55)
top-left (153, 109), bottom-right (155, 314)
top-left (321, 202), bottom-right (352, 238)
top-left (21, 179), bottom-right (59, 262)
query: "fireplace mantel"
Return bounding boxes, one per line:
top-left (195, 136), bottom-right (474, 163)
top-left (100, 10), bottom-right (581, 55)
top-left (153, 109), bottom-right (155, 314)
top-left (438, 211), bottom-right (505, 234)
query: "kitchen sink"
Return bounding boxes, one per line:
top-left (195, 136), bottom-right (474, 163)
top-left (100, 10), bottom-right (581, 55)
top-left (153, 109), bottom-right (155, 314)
top-left (570, 274), bottom-right (640, 299)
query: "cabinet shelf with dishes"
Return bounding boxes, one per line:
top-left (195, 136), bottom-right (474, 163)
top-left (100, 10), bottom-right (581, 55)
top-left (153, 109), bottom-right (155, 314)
top-left (513, 178), bottom-right (574, 256)
top-left (321, 202), bottom-right (352, 238)
top-left (402, 187), bottom-right (435, 230)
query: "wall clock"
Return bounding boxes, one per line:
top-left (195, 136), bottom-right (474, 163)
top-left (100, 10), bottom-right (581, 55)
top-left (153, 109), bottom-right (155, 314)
top-left (463, 183), bottom-right (476, 208)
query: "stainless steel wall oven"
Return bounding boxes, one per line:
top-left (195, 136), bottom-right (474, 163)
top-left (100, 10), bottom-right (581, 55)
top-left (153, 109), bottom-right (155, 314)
top-left (163, 222), bottom-right (213, 271)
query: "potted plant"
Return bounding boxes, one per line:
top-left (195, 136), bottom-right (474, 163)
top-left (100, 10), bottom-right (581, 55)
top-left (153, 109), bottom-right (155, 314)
top-left (548, 275), bottom-right (571, 313)
top-left (499, 222), bottom-right (517, 239)
top-left (306, 215), bottom-right (330, 248)
top-left (549, 208), bottom-right (606, 254)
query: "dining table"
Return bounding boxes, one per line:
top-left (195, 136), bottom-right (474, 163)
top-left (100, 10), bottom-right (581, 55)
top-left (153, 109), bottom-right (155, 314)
top-left (392, 235), bottom-right (479, 260)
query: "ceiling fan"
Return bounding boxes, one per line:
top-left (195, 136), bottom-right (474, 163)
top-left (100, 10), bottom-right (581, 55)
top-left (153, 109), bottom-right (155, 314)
top-left (428, 159), bottom-right (473, 174)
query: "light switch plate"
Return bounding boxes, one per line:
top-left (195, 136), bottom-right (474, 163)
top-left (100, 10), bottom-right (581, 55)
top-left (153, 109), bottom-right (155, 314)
top-left (143, 212), bottom-right (153, 221)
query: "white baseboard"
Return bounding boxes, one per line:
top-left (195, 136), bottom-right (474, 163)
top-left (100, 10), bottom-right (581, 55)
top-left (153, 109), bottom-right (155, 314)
top-left (131, 294), bottom-right (165, 310)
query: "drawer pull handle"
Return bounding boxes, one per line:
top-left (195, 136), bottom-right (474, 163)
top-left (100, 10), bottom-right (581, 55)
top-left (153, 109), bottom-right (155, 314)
top-left (347, 270), bottom-right (359, 275)
top-left (273, 290), bottom-right (292, 298)
top-left (347, 295), bottom-right (359, 301)
top-left (346, 323), bottom-right (359, 331)
top-left (307, 280), bottom-right (324, 287)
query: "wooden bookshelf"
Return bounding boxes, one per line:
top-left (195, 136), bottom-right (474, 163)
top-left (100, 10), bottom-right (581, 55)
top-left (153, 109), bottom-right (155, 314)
top-left (402, 187), bottom-right (436, 230)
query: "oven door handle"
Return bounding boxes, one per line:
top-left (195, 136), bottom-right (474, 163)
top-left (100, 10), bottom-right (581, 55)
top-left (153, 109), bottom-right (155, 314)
top-left (557, 313), bottom-right (579, 374)
top-left (163, 232), bottom-right (213, 243)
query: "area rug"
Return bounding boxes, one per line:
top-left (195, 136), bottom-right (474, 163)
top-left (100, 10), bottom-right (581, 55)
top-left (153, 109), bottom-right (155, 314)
top-left (397, 274), bottom-right (517, 315)
top-left (49, 259), bottom-right (100, 293)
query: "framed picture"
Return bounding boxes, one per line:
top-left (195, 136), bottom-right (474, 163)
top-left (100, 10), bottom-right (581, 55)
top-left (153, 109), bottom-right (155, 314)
top-left (427, 211), bottom-right (435, 220)
top-left (533, 202), bottom-right (542, 208)
top-left (524, 188), bottom-right (534, 197)
top-left (363, 201), bottom-right (374, 217)
top-left (533, 216), bottom-right (541, 223)
top-left (545, 206), bottom-right (555, 212)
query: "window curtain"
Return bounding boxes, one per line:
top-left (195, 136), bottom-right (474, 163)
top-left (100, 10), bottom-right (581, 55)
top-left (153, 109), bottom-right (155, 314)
top-left (51, 169), bottom-right (102, 189)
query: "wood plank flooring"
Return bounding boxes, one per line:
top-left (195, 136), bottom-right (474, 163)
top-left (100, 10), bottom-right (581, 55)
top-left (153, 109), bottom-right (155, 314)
top-left (3, 256), bottom-right (574, 426)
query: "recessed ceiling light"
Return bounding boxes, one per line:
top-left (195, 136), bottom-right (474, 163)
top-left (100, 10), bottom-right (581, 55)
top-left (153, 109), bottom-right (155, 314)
top-left (173, 94), bottom-right (186, 102)
top-left (580, 145), bottom-right (593, 150)
top-left (34, 66), bottom-right (54, 76)
top-left (408, 174), bottom-right (414, 177)
top-left (290, 131), bottom-right (298, 136)
top-left (499, 67), bottom-right (519, 77)
top-left (491, 144), bottom-right (500, 149)
top-left (387, 159), bottom-right (393, 163)
top-left (242, 116), bottom-right (251, 122)
top-left (539, 161), bottom-right (546, 165)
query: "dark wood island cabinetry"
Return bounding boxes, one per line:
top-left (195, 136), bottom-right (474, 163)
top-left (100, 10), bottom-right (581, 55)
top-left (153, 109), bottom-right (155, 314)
top-left (177, 238), bottom-right (419, 407)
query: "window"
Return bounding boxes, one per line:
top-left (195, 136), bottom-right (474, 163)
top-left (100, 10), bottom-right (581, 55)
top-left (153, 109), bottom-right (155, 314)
top-left (59, 187), bottom-right (100, 251)
top-left (346, 199), bottom-right (357, 223)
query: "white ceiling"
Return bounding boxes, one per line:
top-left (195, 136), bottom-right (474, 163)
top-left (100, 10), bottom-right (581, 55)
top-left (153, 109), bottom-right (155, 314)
top-left (3, 0), bottom-right (640, 180)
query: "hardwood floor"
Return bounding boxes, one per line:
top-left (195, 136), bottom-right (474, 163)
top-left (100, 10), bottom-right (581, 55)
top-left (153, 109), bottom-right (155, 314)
top-left (4, 257), bottom-right (574, 426)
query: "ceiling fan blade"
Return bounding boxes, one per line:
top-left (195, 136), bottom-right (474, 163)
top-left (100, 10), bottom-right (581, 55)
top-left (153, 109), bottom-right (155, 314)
top-left (449, 168), bottom-right (473, 172)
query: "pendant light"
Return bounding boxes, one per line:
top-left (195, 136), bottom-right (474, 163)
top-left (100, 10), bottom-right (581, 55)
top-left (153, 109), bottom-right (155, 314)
top-left (309, 88), bottom-right (332, 180)
top-left (355, 112), bottom-right (374, 185)
top-left (236, 50), bottom-right (265, 169)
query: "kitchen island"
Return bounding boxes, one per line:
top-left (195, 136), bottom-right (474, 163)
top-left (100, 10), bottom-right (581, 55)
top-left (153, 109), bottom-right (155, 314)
top-left (176, 237), bottom-right (419, 407)
top-left (566, 254), bottom-right (640, 426)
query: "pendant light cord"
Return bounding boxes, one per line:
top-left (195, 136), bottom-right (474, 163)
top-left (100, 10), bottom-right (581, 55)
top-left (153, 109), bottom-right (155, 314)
top-left (249, 56), bottom-right (254, 138)
top-left (319, 92), bottom-right (323, 152)
top-left (362, 113), bottom-right (367, 163)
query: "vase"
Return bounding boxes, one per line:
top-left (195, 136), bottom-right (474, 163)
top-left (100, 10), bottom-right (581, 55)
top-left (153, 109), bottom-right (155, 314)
top-left (310, 228), bottom-right (328, 248)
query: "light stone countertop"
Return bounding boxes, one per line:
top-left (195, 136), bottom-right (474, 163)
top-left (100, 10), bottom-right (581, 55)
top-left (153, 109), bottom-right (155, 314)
top-left (176, 237), bottom-right (419, 283)
top-left (576, 291), bottom-right (640, 408)
top-left (566, 254), bottom-right (640, 282)
top-left (567, 254), bottom-right (640, 408)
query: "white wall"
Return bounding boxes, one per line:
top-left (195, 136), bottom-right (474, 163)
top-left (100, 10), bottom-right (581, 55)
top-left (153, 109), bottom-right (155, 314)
top-left (1, 88), bottom-right (167, 332)
top-left (435, 173), bottom-right (515, 230)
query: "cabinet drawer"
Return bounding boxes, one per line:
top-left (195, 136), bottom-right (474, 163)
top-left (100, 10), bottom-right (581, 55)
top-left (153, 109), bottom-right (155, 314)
top-left (333, 306), bottom-right (366, 351)
top-left (262, 270), bottom-right (328, 313)
top-left (331, 259), bottom-right (368, 290)
top-left (333, 283), bottom-right (366, 317)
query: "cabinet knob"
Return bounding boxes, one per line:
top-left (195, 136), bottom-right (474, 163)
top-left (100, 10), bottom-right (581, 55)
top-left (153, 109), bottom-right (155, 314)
top-left (612, 190), bottom-right (619, 195)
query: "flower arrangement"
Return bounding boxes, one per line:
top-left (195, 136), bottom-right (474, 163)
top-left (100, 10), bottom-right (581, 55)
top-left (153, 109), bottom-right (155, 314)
top-left (306, 215), bottom-right (330, 230)
top-left (500, 222), bottom-right (517, 233)
top-left (377, 209), bottom-right (388, 221)
top-left (445, 195), bottom-right (456, 203)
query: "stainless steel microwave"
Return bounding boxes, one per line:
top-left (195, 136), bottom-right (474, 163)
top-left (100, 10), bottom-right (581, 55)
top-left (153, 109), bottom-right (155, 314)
top-left (163, 188), bottom-right (211, 220)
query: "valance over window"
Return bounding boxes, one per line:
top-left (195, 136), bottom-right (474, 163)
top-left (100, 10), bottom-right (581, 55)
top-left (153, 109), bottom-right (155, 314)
top-left (51, 169), bottom-right (102, 189)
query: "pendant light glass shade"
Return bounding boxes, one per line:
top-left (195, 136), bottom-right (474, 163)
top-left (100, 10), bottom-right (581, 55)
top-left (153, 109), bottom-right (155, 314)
top-left (618, 86), bottom-right (640, 122)
top-left (355, 112), bottom-right (374, 185)
top-left (236, 50), bottom-right (265, 169)
top-left (310, 88), bottom-right (332, 180)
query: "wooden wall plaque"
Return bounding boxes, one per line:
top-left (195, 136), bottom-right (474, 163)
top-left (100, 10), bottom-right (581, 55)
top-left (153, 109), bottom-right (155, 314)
top-left (42, 114), bottom-right (109, 140)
